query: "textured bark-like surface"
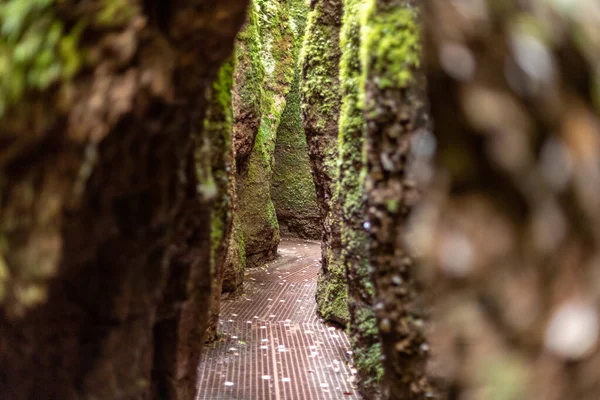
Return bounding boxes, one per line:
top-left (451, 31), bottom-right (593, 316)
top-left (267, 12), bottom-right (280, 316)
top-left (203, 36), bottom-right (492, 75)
top-left (362, 0), bottom-right (438, 398)
top-left (0, 1), bottom-right (247, 399)
top-left (301, 0), bottom-right (348, 325)
top-left (204, 60), bottom-right (236, 344)
top-left (338, 0), bottom-right (382, 397)
top-left (234, 0), bottom-right (300, 267)
top-left (420, 1), bottom-right (600, 398)
top-left (271, 0), bottom-right (321, 240)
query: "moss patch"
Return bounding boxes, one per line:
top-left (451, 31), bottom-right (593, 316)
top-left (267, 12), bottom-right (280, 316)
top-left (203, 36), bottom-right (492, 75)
top-left (300, 5), bottom-right (342, 130)
top-left (0, 0), bottom-right (84, 117)
top-left (315, 252), bottom-right (350, 324)
top-left (351, 308), bottom-right (384, 386)
top-left (360, 0), bottom-right (420, 93)
top-left (205, 59), bottom-right (235, 269)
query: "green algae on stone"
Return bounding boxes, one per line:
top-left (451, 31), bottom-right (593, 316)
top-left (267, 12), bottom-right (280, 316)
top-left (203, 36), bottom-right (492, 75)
top-left (234, 0), bottom-right (265, 129)
top-left (222, 214), bottom-right (246, 293)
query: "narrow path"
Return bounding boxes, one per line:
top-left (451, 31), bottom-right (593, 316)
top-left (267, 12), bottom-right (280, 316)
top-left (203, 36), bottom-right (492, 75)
top-left (197, 238), bottom-right (359, 400)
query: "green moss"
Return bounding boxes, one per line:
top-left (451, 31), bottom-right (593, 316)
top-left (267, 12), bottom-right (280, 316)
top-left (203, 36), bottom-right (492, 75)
top-left (235, 0), bottom-right (307, 261)
top-left (204, 59), bottom-right (235, 269)
top-left (360, 0), bottom-right (420, 92)
top-left (255, 0), bottom-right (297, 95)
top-left (226, 214), bottom-right (247, 289)
top-left (237, 121), bottom-right (281, 257)
top-left (349, 307), bottom-right (383, 386)
top-left (235, 1), bottom-right (265, 116)
top-left (271, 0), bottom-right (319, 232)
top-left (315, 253), bottom-right (350, 323)
top-left (0, 0), bottom-right (84, 117)
top-left (300, 3), bottom-right (342, 129)
top-left (339, 0), bottom-right (371, 300)
top-left (96, 0), bottom-right (136, 27)
top-left (233, 216), bottom-right (247, 268)
top-left (271, 69), bottom-right (319, 215)
top-left (338, 0), bottom-right (382, 391)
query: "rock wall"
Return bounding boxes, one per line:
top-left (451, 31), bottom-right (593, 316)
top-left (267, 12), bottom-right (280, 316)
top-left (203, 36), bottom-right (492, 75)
top-left (421, 1), bottom-right (600, 398)
top-left (0, 1), bottom-right (248, 399)
top-left (337, 0), bottom-right (383, 397)
top-left (271, 1), bottom-right (321, 240)
top-left (361, 0), bottom-right (438, 398)
top-left (301, 0), bottom-right (349, 325)
top-left (234, 0), bottom-right (302, 268)
top-left (204, 60), bottom-right (237, 343)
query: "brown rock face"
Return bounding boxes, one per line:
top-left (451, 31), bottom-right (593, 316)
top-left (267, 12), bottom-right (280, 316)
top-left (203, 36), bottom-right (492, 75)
top-left (421, 1), bottom-right (600, 398)
top-left (0, 1), bottom-right (248, 399)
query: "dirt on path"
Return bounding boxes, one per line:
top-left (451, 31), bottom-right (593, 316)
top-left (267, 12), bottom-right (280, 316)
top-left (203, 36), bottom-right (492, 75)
top-left (197, 238), bottom-right (359, 400)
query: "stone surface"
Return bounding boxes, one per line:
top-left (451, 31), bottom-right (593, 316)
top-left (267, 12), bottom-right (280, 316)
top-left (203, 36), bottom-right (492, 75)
top-left (0, 1), bottom-right (248, 399)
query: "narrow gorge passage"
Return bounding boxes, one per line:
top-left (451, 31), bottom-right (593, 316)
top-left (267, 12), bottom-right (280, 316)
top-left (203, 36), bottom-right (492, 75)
top-left (197, 239), bottom-right (358, 400)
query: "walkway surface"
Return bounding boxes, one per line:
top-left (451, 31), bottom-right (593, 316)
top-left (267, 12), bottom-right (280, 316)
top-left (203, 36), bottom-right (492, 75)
top-left (197, 238), bottom-right (359, 400)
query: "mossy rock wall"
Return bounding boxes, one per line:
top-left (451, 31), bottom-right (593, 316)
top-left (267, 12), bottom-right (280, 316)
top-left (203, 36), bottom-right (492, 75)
top-left (234, 0), bottom-right (304, 267)
top-left (204, 59), bottom-right (237, 343)
top-left (361, 0), bottom-right (436, 397)
top-left (301, 0), bottom-right (349, 325)
top-left (0, 0), bottom-right (249, 398)
top-left (271, 0), bottom-right (320, 240)
top-left (338, 0), bottom-right (382, 396)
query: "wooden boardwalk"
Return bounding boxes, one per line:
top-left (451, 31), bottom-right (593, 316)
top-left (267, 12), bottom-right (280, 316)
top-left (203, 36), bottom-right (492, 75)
top-left (197, 239), bottom-right (359, 400)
